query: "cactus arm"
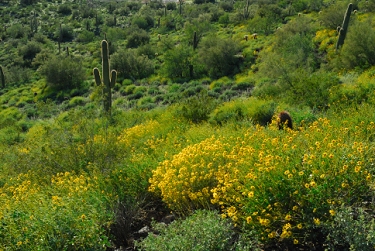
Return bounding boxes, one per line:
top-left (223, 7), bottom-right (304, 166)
top-left (110, 70), bottom-right (117, 88)
top-left (93, 68), bottom-right (101, 86)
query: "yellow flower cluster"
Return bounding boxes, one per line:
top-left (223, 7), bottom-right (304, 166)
top-left (117, 120), bottom-right (161, 147)
top-left (149, 117), bottom-right (374, 241)
top-left (149, 136), bottom-right (229, 212)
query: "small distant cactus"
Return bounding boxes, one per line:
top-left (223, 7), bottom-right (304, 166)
top-left (336, 3), bottom-right (353, 50)
top-left (193, 31), bottom-right (197, 50)
top-left (93, 40), bottom-right (117, 114)
top-left (0, 66), bottom-right (5, 88)
top-left (30, 11), bottom-right (38, 34)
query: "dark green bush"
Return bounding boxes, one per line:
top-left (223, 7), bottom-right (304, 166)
top-left (56, 25), bottom-right (74, 42)
top-left (76, 30), bottom-right (95, 43)
top-left (166, 2), bottom-right (176, 10)
top-left (337, 19), bottom-right (375, 70)
top-left (161, 45), bottom-right (193, 80)
top-left (18, 41), bottom-right (42, 67)
top-left (198, 36), bottom-right (243, 79)
top-left (318, 1), bottom-right (350, 29)
top-left (57, 4), bottom-right (72, 15)
top-left (7, 24), bottom-right (25, 39)
top-left (126, 27), bottom-right (150, 48)
top-left (40, 55), bottom-right (85, 90)
top-left (325, 205), bottom-right (375, 250)
top-left (111, 48), bottom-right (154, 81)
top-left (177, 90), bottom-right (217, 124)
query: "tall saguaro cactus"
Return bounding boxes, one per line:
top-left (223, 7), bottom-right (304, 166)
top-left (336, 3), bottom-right (353, 50)
top-left (0, 66), bottom-right (5, 89)
top-left (93, 40), bottom-right (117, 114)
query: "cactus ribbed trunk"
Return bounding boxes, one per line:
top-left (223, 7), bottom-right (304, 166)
top-left (0, 66), bottom-right (5, 89)
top-left (93, 40), bottom-right (117, 114)
top-left (336, 3), bottom-right (353, 50)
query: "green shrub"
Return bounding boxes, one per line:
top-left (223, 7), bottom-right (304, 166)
top-left (177, 90), bottom-right (217, 124)
top-left (325, 205), bottom-right (375, 250)
top-left (55, 25), bottom-right (74, 42)
top-left (166, 2), bottom-right (176, 10)
top-left (7, 23), bottom-right (26, 39)
top-left (68, 96), bottom-right (86, 107)
top-left (135, 210), bottom-right (235, 251)
top-left (209, 97), bottom-right (276, 126)
top-left (76, 30), bottom-right (95, 43)
top-left (40, 55), bottom-right (85, 90)
top-left (57, 4), bottom-right (72, 15)
top-left (198, 36), bottom-right (243, 79)
top-left (126, 27), bottom-right (150, 48)
top-left (337, 18), bottom-right (375, 70)
top-left (18, 41), bottom-right (42, 67)
top-left (111, 48), bottom-right (154, 81)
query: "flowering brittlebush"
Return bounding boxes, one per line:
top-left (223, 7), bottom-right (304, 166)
top-left (149, 117), bottom-right (375, 243)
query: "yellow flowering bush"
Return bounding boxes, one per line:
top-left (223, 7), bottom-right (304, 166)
top-left (0, 170), bottom-right (111, 250)
top-left (149, 117), bottom-right (375, 246)
top-left (149, 136), bottom-right (231, 213)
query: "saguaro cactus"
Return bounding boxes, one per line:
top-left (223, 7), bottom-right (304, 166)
top-left (0, 66), bottom-right (5, 89)
top-left (93, 40), bottom-right (117, 114)
top-left (336, 3), bottom-right (353, 50)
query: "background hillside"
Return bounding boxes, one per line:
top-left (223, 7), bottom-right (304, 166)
top-left (2, 0), bottom-right (375, 250)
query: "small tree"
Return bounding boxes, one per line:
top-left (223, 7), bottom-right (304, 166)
top-left (111, 48), bottom-right (154, 81)
top-left (40, 55), bottom-right (85, 90)
top-left (198, 36), bottom-right (243, 79)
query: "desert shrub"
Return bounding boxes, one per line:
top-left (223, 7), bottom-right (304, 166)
top-left (132, 15), bottom-right (154, 30)
top-left (247, 4), bottom-right (282, 35)
top-left (111, 48), bottom-right (154, 81)
top-left (126, 1), bottom-right (142, 12)
top-left (20, 0), bottom-right (38, 4)
top-left (161, 45), bottom-right (193, 80)
top-left (7, 23), bottom-right (25, 39)
top-left (57, 4), bottom-right (72, 15)
top-left (166, 2), bottom-right (176, 10)
top-left (198, 36), bottom-right (243, 79)
top-left (126, 27), bottom-right (150, 48)
top-left (336, 19), bottom-right (375, 70)
top-left (135, 210), bottom-right (236, 251)
top-left (283, 70), bottom-right (340, 110)
top-left (0, 170), bottom-right (112, 250)
top-left (68, 96), bottom-right (86, 107)
top-left (176, 90), bottom-right (217, 124)
top-left (76, 30), bottom-right (95, 43)
top-left (324, 205), bottom-right (375, 250)
top-left (149, 110), bottom-right (375, 248)
top-left (4, 66), bottom-right (31, 86)
top-left (329, 68), bottom-right (375, 106)
top-left (209, 97), bottom-right (276, 126)
top-left (40, 55), bottom-right (85, 90)
top-left (219, 1), bottom-right (233, 12)
top-left (18, 41), bottom-right (42, 67)
top-left (318, 1), bottom-right (350, 29)
top-left (104, 27), bottom-right (126, 42)
top-left (56, 25), bottom-right (74, 42)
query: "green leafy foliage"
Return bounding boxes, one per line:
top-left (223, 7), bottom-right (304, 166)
top-left (198, 35), bottom-right (243, 79)
top-left (111, 48), bottom-right (154, 81)
top-left (135, 210), bottom-right (236, 251)
top-left (40, 55), bottom-right (85, 90)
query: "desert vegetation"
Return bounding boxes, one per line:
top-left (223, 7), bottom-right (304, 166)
top-left (1, 0), bottom-right (375, 250)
